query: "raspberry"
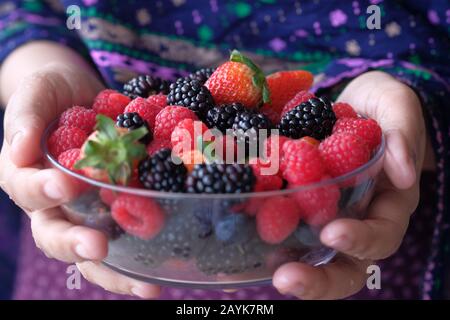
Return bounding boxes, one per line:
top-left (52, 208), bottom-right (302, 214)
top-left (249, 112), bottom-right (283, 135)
top-left (92, 89), bottom-right (131, 119)
top-left (58, 106), bottom-right (97, 134)
top-left (260, 104), bottom-right (281, 125)
top-left (281, 139), bottom-right (326, 185)
top-left (124, 97), bottom-right (163, 129)
top-left (57, 148), bottom-right (81, 173)
top-left (333, 117), bottom-right (382, 151)
top-left (281, 91), bottom-right (315, 116)
top-left (146, 138), bottom-right (172, 156)
top-left (332, 102), bottom-right (358, 119)
top-left (319, 132), bottom-right (370, 177)
top-left (111, 194), bottom-right (165, 240)
top-left (263, 135), bottom-right (291, 172)
top-left (291, 177), bottom-right (340, 226)
top-left (147, 94), bottom-right (167, 109)
top-left (171, 119), bottom-right (210, 157)
top-left (48, 126), bottom-right (87, 158)
top-left (250, 159), bottom-right (283, 192)
top-left (153, 106), bottom-right (198, 140)
top-left (256, 196), bottom-right (301, 244)
top-left (99, 188), bottom-right (118, 206)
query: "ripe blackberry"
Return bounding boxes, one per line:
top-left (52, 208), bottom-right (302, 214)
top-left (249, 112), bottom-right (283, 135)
top-left (232, 111), bottom-right (272, 158)
top-left (278, 96), bottom-right (336, 140)
top-left (196, 231), bottom-right (267, 275)
top-left (151, 211), bottom-right (210, 260)
top-left (138, 148), bottom-right (187, 192)
top-left (205, 103), bottom-right (245, 133)
top-left (186, 163), bottom-right (255, 194)
top-left (188, 68), bottom-right (215, 84)
top-left (123, 75), bottom-right (170, 99)
top-left (167, 78), bottom-right (214, 117)
top-left (116, 112), bottom-right (152, 144)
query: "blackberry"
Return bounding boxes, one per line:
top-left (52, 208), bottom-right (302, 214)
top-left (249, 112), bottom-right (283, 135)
top-left (123, 75), bottom-right (170, 99)
top-left (188, 68), bottom-right (215, 84)
top-left (196, 231), bottom-right (267, 275)
top-left (167, 78), bottom-right (214, 117)
top-left (138, 148), bottom-right (187, 192)
top-left (278, 96), bottom-right (336, 140)
top-left (205, 103), bottom-right (245, 133)
top-left (152, 211), bottom-right (210, 259)
top-left (186, 163), bottom-right (255, 194)
top-left (232, 111), bottom-right (272, 158)
top-left (116, 112), bottom-right (152, 144)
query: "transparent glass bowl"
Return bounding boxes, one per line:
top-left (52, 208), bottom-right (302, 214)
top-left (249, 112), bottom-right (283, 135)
top-left (42, 121), bottom-right (385, 289)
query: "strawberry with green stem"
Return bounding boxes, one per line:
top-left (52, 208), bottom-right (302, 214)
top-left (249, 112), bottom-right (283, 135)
top-left (75, 115), bottom-right (148, 185)
top-left (205, 50), bottom-right (271, 109)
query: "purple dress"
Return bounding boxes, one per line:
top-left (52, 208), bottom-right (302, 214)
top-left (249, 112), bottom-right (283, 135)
top-left (0, 0), bottom-right (449, 300)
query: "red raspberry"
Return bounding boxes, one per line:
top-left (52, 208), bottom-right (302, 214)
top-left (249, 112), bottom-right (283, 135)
top-left (124, 97), bottom-right (163, 129)
top-left (171, 119), bottom-right (209, 157)
top-left (154, 106), bottom-right (198, 140)
top-left (319, 132), bottom-right (370, 177)
top-left (282, 139), bottom-right (326, 185)
top-left (57, 148), bottom-right (82, 173)
top-left (263, 135), bottom-right (291, 168)
top-left (281, 91), bottom-right (315, 116)
top-left (291, 177), bottom-right (340, 226)
top-left (250, 158), bottom-right (283, 192)
top-left (332, 102), bottom-right (358, 119)
top-left (147, 94), bottom-right (167, 109)
top-left (92, 89), bottom-right (131, 119)
top-left (260, 104), bottom-right (281, 125)
top-left (333, 117), bottom-right (382, 151)
top-left (48, 126), bottom-right (87, 158)
top-left (146, 138), bottom-right (172, 156)
top-left (99, 188), bottom-right (118, 206)
top-left (58, 106), bottom-right (97, 134)
top-left (256, 196), bottom-right (301, 244)
top-left (111, 194), bottom-right (165, 240)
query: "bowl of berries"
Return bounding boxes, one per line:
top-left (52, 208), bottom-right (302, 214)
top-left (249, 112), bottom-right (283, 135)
top-left (43, 51), bottom-right (384, 288)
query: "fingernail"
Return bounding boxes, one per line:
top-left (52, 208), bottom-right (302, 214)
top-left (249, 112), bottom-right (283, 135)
top-left (11, 131), bottom-right (24, 147)
top-left (75, 244), bottom-right (92, 260)
top-left (131, 286), bottom-right (152, 299)
top-left (43, 181), bottom-right (64, 200)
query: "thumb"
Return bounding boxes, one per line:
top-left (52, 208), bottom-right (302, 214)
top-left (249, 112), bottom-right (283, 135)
top-left (4, 64), bottom-right (103, 167)
top-left (337, 72), bottom-right (425, 189)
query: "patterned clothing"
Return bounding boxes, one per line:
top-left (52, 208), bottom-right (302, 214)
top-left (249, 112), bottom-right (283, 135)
top-left (0, 0), bottom-right (449, 299)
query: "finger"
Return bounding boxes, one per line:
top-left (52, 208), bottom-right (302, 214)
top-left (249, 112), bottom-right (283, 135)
top-left (76, 261), bottom-right (161, 299)
top-left (273, 256), bottom-right (371, 300)
top-left (4, 64), bottom-right (103, 167)
top-left (320, 183), bottom-right (419, 260)
top-left (30, 208), bottom-right (108, 263)
top-left (3, 165), bottom-right (81, 211)
top-left (337, 71), bottom-right (425, 189)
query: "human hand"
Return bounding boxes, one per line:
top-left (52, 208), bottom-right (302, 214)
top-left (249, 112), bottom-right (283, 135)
top-left (273, 71), bottom-right (426, 299)
top-left (0, 63), bottom-right (160, 298)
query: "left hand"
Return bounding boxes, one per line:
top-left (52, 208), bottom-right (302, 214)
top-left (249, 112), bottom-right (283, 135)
top-left (272, 71), bottom-right (426, 299)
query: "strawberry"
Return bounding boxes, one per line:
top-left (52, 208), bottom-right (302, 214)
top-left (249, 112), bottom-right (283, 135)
top-left (263, 71), bottom-right (313, 114)
top-left (75, 115), bottom-right (148, 185)
top-left (205, 50), bottom-right (270, 109)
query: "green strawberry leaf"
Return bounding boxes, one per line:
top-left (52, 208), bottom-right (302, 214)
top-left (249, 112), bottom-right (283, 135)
top-left (95, 115), bottom-right (118, 140)
top-left (229, 50), bottom-right (271, 105)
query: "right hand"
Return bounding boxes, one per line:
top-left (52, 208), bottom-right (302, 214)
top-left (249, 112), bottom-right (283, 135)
top-left (0, 63), bottom-right (160, 298)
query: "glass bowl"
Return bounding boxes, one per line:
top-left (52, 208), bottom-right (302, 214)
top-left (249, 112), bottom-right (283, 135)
top-left (42, 121), bottom-right (385, 289)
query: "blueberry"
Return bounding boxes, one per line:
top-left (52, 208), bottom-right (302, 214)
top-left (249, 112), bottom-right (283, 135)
top-left (294, 224), bottom-right (321, 247)
top-left (214, 213), bottom-right (250, 244)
